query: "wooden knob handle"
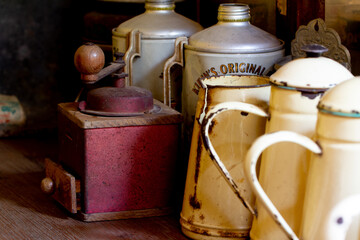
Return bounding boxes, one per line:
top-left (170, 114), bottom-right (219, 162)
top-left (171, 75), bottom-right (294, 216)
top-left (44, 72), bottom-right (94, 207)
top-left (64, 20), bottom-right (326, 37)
top-left (41, 177), bottom-right (55, 195)
top-left (74, 43), bottom-right (105, 83)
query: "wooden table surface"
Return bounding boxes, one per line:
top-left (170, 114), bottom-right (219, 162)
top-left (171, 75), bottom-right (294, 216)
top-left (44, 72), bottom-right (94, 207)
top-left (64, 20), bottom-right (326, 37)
top-left (0, 135), bottom-right (189, 240)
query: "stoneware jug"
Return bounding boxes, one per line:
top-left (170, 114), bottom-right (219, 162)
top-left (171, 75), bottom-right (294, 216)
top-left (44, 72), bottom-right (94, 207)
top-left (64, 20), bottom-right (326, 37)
top-left (163, 3), bottom-right (284, 144)
top-left (201, 44), bottom-right (354, 240)
top-left (180, 75), bottom-right (270, 240)
top-left (244, 76), bottom-right (360, 240)
top-left (112, 0), bottom-right (202, 101)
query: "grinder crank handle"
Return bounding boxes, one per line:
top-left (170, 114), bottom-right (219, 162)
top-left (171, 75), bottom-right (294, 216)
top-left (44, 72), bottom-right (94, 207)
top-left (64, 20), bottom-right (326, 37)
top-left (74, 42), bottom-right (125, 84)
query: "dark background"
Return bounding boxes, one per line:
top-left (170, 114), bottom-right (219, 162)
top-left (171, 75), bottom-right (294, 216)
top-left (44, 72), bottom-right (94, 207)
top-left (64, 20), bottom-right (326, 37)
top-left (0, 0), bottom-right (356, 135)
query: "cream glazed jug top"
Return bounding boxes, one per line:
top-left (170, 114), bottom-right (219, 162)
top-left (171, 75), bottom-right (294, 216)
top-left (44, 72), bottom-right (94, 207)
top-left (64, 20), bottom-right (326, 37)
top-left (244, 77), bottom-right (360, 240)
top-left (318, 76), bottom-right (360, 118)
top-left (270, 44), bottom-right (354, 90)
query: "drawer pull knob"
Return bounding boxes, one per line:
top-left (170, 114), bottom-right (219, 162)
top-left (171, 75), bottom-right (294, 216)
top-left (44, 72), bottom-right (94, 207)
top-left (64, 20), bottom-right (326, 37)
top-left (41, 177), bottom-right (55, 195)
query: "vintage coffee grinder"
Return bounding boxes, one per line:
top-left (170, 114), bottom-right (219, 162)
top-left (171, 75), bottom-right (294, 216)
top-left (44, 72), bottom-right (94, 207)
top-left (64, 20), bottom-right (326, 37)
top-left (41, 43), bottom-right (182, 221)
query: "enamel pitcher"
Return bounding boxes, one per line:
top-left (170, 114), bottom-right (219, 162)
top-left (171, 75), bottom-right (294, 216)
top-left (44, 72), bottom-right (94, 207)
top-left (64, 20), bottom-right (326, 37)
top-left (200, 44), bottom-right (354, 240)
top-left (327, 193), bottom-right (360, 240)
top-left (112, 0), bottom-right (202, 101)
top-left (244, 76), bottom-right (360, 240)
top-left (180, 75), bottom-right (270, 239)
top-left (163, 3), bottom-right (284, 144)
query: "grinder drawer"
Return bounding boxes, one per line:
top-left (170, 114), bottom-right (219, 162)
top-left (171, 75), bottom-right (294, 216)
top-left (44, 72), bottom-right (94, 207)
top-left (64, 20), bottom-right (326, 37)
top-left (41, 158), bottom-right (81, 213)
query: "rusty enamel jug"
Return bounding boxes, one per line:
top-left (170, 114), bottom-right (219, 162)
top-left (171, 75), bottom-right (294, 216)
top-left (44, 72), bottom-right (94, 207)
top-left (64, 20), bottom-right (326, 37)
top-left (244, 76), bottom-right (360, 240)
top-left (112, 0), bottom-right (202, 101)
top-left (163, 3), bottom-right (284, 144)
top-left (180, 75), bottom-right (270, 239)
top-left (246, 45), bottom-right (354, 240)
top-left (200, 44), bottom-right (354, 240)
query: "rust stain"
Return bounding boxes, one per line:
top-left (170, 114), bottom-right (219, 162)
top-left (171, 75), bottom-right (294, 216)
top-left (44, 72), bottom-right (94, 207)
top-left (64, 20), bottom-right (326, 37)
top-left (189, 188), bottom-right (201, 210)
top-left (217, 230), bottom-right (248, 238)
top-left (190, 135), bottom-right (202, 210)
top-left (190, 225), bottom-right (210, 236)
top-left (315, 140), bottom-right (323, 156)
top-left (205, 88), bottom-right (214, 106)
top-left (208, 118), bottom-right (217, 134)
top-left (199, 214), bottom-right (205, 221)
top-left (194, 135), bottom-right (202, 184)
top-left (187, 215), bottom-right (194, 224)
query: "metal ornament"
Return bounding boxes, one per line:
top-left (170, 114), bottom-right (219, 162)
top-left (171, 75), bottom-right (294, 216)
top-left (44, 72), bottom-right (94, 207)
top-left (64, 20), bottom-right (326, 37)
top-left (291, 18), bottom-right (351, 70)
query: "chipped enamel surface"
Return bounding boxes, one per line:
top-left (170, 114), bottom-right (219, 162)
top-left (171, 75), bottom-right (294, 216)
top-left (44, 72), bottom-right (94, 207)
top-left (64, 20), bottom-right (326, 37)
top-left (244, 131), bottom-right (322, 240)
top-left (180, 75), bottom-right (270, 239)
top-left (201, 101), bottom-right (268, 216)
top-left (318, 77), bottom-right (360, 117)
top-left (299, 77), bottom-right (360, 240)
top-left (270, 57), bottom-right (353, 89)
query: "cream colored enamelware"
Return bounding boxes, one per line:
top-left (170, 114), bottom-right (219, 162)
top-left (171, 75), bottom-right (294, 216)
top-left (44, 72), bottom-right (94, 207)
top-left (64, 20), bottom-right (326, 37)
top-left (326, 194), bottom-right (360, 240)
top-left (180, 75), bottom-right (270, 240)
top-left (245, 76), bottom-right (360, 240)
top-left (248, 46), bottom-right (353, 240)
top-left (198, 44), bottom-right (353, 240)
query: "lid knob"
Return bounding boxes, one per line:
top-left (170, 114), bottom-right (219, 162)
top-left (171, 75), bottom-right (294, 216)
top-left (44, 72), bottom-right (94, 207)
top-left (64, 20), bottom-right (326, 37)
top-left (301, 44), bottom-right (328, 58)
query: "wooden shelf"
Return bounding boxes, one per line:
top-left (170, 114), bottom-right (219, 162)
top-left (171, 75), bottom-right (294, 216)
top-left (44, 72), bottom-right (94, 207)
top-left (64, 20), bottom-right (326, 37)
top-left (0, 137), bottom-right (189, 240)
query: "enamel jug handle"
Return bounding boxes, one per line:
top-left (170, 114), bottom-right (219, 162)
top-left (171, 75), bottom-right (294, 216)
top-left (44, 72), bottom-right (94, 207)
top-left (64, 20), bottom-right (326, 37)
top-left (123, 30), bottom-right (142, 86)
top-left (201, 101), bottom-right (268, 216)
top-left (244, 131), bottom-right (322, 240)
top-left (326, 194), bottom-right (360, 240)
top-left (163, 36), bottom-right (188, 106)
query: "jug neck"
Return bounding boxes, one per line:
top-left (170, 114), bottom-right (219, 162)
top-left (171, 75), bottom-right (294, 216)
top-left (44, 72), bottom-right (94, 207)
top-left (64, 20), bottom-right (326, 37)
top-left (217, 3), bottom-right (251, 23)
top-left (145, 0), bottom-right (175, 11)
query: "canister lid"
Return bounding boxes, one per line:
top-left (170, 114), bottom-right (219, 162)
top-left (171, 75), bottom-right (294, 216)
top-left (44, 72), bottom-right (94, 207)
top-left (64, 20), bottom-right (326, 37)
top-left (186, 3), bottom-right (283, 53)
top-left (318, 77), bottom-right (360, 117)
top-left (112, 0), bottom-right (202, 39)
top-left (79, 86), bottom-right (154, 116)
top-left (270, 44), bottom-right (354, 90)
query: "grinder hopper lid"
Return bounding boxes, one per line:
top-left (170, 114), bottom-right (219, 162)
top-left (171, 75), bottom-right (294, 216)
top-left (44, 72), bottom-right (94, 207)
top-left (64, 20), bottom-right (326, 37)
top-left (79, 86), bottom-right (154, 117)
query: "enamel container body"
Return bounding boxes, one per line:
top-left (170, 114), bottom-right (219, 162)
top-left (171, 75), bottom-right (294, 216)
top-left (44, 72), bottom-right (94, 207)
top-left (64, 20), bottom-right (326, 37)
top-left (248, 45), bottom-right (354, 240)
top-left (300, 77), bottom-right (360, 240)
top-left (249, 86), bottom-right (322, 240)
top-left (180, 76), bottom-right (270, 240)
top-left (112, 0), bottom-right (202, 101)
top-left (113, 37), bottom-right (179, 100)
top-left (244, 77), bottom-right (360, 240)
top-left (300, 112), bottom-right (360, 240)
